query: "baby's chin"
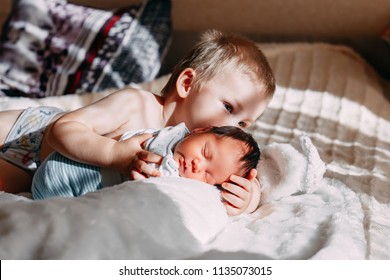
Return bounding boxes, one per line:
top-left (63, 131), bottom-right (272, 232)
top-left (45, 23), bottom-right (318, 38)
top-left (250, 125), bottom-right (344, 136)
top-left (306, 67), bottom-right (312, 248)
top-left (178, 169), bottom-right (197, 181)
top-left (178, 169), bottom-right (185, 178)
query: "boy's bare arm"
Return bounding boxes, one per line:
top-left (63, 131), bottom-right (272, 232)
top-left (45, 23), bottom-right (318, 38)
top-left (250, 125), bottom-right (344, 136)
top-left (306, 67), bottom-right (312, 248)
top-left (45, 88), bottom-right (162, 175)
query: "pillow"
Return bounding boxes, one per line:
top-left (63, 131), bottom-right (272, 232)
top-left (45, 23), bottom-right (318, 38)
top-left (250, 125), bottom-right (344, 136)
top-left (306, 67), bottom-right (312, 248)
top-left (0, 0), bottom-right (171, 98)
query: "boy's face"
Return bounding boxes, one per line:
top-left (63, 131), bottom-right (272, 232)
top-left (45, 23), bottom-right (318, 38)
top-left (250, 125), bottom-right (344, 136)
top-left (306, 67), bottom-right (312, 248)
top-left (171, 66), bottom-right (269, 131)
top-left (173, 130), bottom-right (246, 185)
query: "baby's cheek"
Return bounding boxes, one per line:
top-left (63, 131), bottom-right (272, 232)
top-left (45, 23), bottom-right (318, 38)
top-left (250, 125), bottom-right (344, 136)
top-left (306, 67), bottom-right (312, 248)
top-left (183, 172), bottom-right (205, 183)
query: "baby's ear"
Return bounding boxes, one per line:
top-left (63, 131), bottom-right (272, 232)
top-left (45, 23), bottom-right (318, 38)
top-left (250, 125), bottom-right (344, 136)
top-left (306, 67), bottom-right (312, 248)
top-left (191, 127), bottom-right (206, 133)
top-left (191, 126), bottom-right (211, 134)
top-left (176, 68), bottom-right (196, 98)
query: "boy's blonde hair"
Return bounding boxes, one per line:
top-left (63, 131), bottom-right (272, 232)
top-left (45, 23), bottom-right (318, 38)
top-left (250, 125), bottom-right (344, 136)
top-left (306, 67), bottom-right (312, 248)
top-left (161, 30), bottom-right (275, 100)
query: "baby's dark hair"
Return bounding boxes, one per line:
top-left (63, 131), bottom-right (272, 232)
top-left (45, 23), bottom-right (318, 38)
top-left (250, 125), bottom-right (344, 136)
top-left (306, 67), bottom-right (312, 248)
top-left (207, 126), bottom-right (260, 178)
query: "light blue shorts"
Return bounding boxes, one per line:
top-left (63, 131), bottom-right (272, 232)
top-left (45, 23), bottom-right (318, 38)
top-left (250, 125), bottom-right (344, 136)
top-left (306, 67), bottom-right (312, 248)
top-left (32, 152), bottom-right (102, 200)
top-left (0, 106), bottom-right (63, 171)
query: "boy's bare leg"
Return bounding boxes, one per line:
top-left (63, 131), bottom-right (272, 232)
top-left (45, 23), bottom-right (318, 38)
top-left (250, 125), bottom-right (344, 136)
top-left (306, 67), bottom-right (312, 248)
top-left (0, 110), bottom-right (23, 144)
top-left (0, 159), bottom-right (32, 193)
top-left (0, 110), bottom-right (31, 193)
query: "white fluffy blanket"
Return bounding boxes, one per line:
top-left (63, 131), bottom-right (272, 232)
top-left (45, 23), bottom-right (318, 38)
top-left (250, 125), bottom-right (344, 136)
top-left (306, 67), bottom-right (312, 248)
top-left (0, 43), bottom-right (389, 259)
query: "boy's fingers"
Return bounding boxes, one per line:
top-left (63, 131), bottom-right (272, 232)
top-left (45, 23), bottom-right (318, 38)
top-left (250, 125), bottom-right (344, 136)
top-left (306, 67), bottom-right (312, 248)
top-left (247, 169), bottom-right (257, 180)
top-left (229, 169), bottom-right (257, 186)
top-left (221, 182), bottom-right (247, 198)
top-left (130, 170), bottom-right (147, 180)
top-left (134, 159), bottom-right (161, 178)
top-left (223, 202), bottom-right (241, 216)
top-left (221, 191), bottom-right (244, 209)
top-left (228, 175), bottom-right (251, 191)
top-left (136, 150), bottom-right (163, 164)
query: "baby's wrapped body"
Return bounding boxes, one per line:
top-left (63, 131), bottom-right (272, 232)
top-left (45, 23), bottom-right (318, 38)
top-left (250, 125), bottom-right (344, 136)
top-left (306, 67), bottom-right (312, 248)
top-left (32, 123), bottom-right (189, 200)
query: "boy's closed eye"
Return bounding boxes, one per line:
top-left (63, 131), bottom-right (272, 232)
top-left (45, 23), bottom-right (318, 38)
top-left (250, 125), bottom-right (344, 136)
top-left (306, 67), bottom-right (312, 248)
top-left (223, 102), bottom-right (247, 128)
top-left (223, 102), bottom-right (233, 113)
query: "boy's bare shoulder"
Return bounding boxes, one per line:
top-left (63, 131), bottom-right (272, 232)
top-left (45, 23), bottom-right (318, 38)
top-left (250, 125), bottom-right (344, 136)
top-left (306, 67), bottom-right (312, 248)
top-left (104, 87), bottom-right (163, 128)
top-left (109, 87), bottom-right (161, 105)
top-left (109, 87), bottom-right (154, 98)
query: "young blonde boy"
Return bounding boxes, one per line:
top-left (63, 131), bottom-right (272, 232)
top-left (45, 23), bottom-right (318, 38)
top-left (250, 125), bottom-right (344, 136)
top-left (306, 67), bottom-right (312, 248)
top-left (0, 30), bottom-right (275, 216)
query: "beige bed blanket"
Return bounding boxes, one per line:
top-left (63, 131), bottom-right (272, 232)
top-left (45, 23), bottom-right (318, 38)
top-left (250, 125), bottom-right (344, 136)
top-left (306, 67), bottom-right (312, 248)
top-left (253, 43), bottom-right (390, 259)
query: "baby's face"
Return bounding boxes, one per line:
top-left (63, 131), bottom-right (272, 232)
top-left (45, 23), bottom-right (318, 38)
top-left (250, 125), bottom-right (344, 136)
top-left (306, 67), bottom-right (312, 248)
top-left (171, 66), bottom-right (268, 131)
top-left (173, 131), bottom-right (246, 185)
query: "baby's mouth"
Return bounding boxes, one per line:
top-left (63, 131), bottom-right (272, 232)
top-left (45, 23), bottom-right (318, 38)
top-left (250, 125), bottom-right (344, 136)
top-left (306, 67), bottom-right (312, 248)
top-left (178, 156), bottom-right (187, 174)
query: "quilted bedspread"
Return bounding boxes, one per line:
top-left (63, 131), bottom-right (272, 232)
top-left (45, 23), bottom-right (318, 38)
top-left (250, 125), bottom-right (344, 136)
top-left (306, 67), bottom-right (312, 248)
top-left (251, 43), bottom-right (390, 259)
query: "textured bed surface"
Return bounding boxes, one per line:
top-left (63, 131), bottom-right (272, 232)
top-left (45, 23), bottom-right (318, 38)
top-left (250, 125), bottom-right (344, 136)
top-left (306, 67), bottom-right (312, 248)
top-left (253, 43), bottom-right (390, 259)
top-left (0, 43), bottom-right (389, 259)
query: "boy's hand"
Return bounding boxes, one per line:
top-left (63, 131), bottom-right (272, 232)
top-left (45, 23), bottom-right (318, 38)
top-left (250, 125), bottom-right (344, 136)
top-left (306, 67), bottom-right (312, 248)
top-left (112, 133), bottom-right (162, 180)
top-left (220, 169), bottom-right (261, 216)
top-left (129, 150), bottom-right (162, 180)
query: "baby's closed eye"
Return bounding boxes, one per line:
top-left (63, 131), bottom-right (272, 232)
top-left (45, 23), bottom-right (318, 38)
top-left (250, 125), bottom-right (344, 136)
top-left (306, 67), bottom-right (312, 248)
top-left (202, 143), bottom-right (211, 159)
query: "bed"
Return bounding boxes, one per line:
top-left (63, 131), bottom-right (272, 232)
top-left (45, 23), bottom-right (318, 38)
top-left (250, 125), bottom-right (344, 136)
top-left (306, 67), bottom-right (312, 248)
top-left (1, 0), bottom-right (390, 260)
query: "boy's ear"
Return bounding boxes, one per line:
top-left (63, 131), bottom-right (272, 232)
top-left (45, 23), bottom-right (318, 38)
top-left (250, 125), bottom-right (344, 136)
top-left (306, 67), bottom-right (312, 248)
top-left (176, 68), bottom-right (196, 98)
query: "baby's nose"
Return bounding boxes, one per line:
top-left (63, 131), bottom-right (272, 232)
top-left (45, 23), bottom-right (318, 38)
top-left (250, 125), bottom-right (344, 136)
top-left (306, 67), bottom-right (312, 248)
top-left (192, 158), bottom-right (202, 173)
